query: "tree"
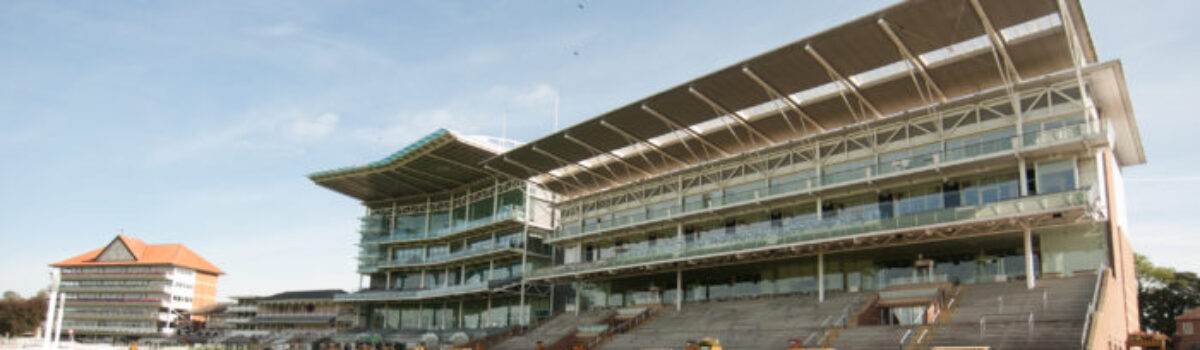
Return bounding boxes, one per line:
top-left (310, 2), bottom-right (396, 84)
top-left (0, 291), bottom-right (47, 336)
top-left (1137, 254), bottom-right (1200, 336)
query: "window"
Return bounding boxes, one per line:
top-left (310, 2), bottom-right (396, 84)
top-left (1184, 321), bottom-right (1194, 335)
top-left (1036, 159), bottom-right (1076, 194)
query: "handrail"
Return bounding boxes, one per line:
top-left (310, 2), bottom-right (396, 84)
top-left (1080, 266), bottom-right (1107, 348)
top-left (554, 121), bottom-right (1095, 240)
top-left (898, 329), bottom-right (914, 350)
top-left (534, 188), bottom-right (1094, 278)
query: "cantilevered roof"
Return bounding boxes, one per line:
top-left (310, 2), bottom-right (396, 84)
top-left (483, 0), bottom-right (1101, 196)
top-left (310, 129), bottom-right (520, 202)
top-left (260, 289), bottom-right (346, 302)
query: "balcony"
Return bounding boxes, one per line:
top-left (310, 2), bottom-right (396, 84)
top-left (364, 240), bottom-right (535, 271)
top-left (226, 305), bottom-right (259, 313)
top-left (362, 206), bottom-right (527, 246)
top-left (531, 187), bottom-right (1097, 279)
top-left (64, 325), bottom-right (161, 335)
top-left (335, 277), bottom-right (521, 302)
top-left (59, 283), bottom-right (171, 293)
top-left (554, 123), bottom-right (1098, 242)
top-left (60, 271), bottom-right (172, 280)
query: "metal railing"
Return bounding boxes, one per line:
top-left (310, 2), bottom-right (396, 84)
top-left (533, 188), bottom-right (1095, 278)
top-left (554, 122), bottom-right (1096, 241)
top-left (1080, 266), bottom-right (1107, 348)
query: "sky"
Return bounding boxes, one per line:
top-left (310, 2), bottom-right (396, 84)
top-left (1, 1), bottom-right (1197, 299)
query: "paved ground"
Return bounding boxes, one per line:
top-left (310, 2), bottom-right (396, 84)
top-left (0, 338), bottom-right (190, 350)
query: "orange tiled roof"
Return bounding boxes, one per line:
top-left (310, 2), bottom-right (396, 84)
top-left (50, 235), bottom-right (225, 275)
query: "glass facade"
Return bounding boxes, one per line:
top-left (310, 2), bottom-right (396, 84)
top-left (568, 228), bottom-right (1104, 311)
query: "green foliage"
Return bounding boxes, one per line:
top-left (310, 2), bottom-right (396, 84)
top-left (1137, 254), bottom-right (1200, 336)
top-left (0, 290), bottom-right (47, 336)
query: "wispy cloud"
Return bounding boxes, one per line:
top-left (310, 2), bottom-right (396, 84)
top-left (255, 23), bottom-right (301, 38)
top-left (147, 110), bottom-right (340, 165)
top-left (351, 84), bottom-right (559, 146)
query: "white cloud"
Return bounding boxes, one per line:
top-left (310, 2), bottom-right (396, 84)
top-left (351, 83), bottom-right (562, 147)
top-left (147, 110), bottom-right (340, 164)
top-left (256, 23), bottom-right (301, 38)
top-left (288, 113), bottom-right (339, 139)
top-left (513, 84), bottom-right (558, 109)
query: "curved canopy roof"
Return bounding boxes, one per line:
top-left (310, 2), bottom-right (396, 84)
top-left (310, 129), bottom-right (520, 202)
top-left (483, 0), bottom-right (1102, 196)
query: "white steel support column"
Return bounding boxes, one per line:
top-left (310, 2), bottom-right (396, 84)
top-left (486, 294), bottom-right (493, 328)
top-left (417, 303), bottom-right (424, 329)
top-left (675, 268), bottom-right (683, 311)
top-left (574, 281), bottom-right (581, 316)
top-left (42, 269), bottom-right (60, 350)
top-left (519, 223), bottom-right (529, 325)
top-left (489, 260), bottom-right (495, 281)
top-left (677, 224), bottom-right (684, 247)
top-left (1024, 226), bottom-right (1036, 290)
top-left (51, 292), bottom-right (65, 350)
top-left (424, 198), bottom-right (433, 238)
top-left (493, 178), bottom-right (500, 217)
top-left (385, 271), bottom-right (392, 290)
top-left (420, 270), bottom-right (426, 289)
top-left (818, 251), bottom-right (826, 303)
top-left (458, 300), bottom-right (464, 328)
top-left (444, 268), bottom-right (451, 288)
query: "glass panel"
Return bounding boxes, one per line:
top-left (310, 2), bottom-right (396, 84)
top-left (429, 211), bottom-right (450, 236)
top-left (1036, 159), bottom-right (1076, 194)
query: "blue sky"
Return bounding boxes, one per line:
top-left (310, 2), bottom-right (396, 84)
top-left (1, 1), bottom-right (1197, 298)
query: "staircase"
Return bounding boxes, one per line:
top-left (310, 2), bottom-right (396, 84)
top-left (905, 285), bottom-right (966, 350)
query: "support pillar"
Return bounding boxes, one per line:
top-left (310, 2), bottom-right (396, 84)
top-left (574, 281), bottom-right (581, 316)
top-left (818, 251), bottom-right (826, 303)
top-left (385, 271), bottom-right (392, 290)
top-left (42, 270), bottom-right (59, 350)
top-left (51, 292), bottom-right (65, 350)
top-left (486, 294), bottom-right (493, 328)
top-left (458, 300), bottom-right (464, 328)
top-left (675, 268), bottom-right (683, 311)
top-left (417, 303), bottom-right (424, 329)
top-left (1024, 226), bottom-right (1036, 290)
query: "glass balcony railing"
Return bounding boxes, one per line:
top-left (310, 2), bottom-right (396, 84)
top-left (361, 206), bottom-right (526, 245)
top-left (335, 276), bottom-right (522, 301)
top-left (554, 123), bottom-right (1096, 241)
top-left (532, 187), bottom-right (1095, 278)
top-left (364, 240), bottom-right (528, 270)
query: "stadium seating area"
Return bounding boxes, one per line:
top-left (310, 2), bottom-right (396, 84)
top-left (492, 309), bottom-right (613, 350)
top-left (601, 293), bottom-right (867, 350)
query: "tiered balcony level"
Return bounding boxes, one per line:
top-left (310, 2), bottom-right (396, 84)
top-left (532, 187), bottom-right (1097, 279)
top-left (536, 83), bottom-right (1109, 280)
top-left (554, 83), bottom-right (1103, 243)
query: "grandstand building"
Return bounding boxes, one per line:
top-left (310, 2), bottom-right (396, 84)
top-left (310, 130), bottom-right (557, 340)
top-left (313, 0), bottom-right (1143, 348)
top-left (49, 235), bottom-right (224, 337)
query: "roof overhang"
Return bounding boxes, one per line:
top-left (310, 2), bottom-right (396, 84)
top-left (310, 129), bottom-right (519, 202)
top-left (484, 0), bottom-right (1101, 197)
top-left (1086, 60), bottom-right (1145, 166)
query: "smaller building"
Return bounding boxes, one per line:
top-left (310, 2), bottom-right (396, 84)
top-left (250, 290), bottom-right (352, 338)
top-left (1177, 308), bottom-right (1200, 350)
top-left (50, 235), bottom-right (224, 337)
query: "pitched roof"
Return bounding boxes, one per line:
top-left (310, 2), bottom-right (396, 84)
top-left (50, 235), bottom-right (225, 275)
